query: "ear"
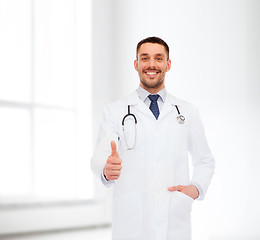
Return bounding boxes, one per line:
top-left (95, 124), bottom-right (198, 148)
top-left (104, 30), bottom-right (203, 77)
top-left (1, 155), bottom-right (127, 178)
top-left (134, 59), bottom-right (138, 71)
top-left (166, 59), bottom-right (171, 72)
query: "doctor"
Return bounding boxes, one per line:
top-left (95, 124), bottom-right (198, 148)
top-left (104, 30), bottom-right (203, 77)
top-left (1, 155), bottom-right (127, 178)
top-left (91, 36), bottom-right (215, 240)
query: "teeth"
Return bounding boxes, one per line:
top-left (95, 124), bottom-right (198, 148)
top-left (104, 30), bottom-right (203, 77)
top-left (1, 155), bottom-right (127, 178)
top-left (146, 72), bottom-right (157, 75)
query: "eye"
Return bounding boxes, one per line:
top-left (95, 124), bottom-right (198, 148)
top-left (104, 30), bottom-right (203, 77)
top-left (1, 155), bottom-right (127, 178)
top-left (156, 57), bottom-right (163, 61)
top-left (141, 57), bottom-right (148, 61)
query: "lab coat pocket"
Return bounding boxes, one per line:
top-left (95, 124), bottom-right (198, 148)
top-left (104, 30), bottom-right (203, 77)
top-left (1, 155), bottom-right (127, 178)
top-left (167, 191), bottom-right (193, 240)
top-left (112, 191), bottom-right (142, 239)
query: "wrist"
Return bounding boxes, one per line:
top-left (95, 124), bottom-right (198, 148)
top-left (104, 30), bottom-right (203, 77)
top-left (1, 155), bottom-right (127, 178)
top-left (191, 185), bottom-right (199, 199)
top-left (103, 168), bottom-right (109, 181)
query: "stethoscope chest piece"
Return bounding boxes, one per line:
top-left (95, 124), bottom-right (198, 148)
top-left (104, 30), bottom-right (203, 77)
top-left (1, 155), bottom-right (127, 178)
top-left (175, 105), bottom-right (185, 124)
top-left (177, 115), bottom-right (185, 124)
top-left (121, 104), bottom-right (186, 150)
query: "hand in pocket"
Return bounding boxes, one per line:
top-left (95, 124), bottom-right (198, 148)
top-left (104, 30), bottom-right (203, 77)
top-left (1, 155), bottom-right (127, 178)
top-left (168, 185), bottom-right (199, 200)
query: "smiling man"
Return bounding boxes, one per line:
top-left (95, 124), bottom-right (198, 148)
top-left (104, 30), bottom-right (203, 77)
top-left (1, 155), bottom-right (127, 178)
top-left (134, 40), bottom-right (171, 94)
top-left (91, 36), bottom-right (215, 240)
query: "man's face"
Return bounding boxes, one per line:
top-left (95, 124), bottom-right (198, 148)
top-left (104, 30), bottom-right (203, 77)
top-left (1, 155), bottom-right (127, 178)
top-left (134, 43), bottom-right (171, 93)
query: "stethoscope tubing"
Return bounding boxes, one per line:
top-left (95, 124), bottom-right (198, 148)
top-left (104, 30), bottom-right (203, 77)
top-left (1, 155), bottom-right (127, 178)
top-left (175, 105), bottom-right (185, 124)
top-left (122, 105), bottom-right (185, 126)
top-left (122, 105), bottom-right (137, 126)
top-left (122, 104), bottom-right (185, 149)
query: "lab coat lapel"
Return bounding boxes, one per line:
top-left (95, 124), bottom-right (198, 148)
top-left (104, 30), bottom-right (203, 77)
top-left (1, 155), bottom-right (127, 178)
top-left (126, 91), bottom-right (180, 121)
top-left (158, 93), bottom-right (178, 121)
top-left (125, 91), bottom-right (139, 106)
top-left (126, 91), bottom-right (155, 119)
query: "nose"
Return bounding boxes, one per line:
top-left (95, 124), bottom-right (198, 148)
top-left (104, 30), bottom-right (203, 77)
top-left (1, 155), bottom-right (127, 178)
top-left (148, 58), bottom-right (156, 68)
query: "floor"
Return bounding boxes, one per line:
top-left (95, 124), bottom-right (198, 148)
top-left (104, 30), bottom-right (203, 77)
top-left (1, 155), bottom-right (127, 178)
top-left (0, 227), bottom-right (112, 240)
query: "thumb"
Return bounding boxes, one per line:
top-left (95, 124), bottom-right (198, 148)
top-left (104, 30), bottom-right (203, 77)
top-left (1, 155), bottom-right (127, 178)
top-left (110, 140), bottom-right (119, 157)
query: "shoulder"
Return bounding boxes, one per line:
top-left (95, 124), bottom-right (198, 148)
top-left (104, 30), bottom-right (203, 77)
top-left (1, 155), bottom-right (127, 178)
top-left (102, 91), bottom-right (137, 120)
top-left (104, 91), bottom-right (138, 111)
top-left (105, 99), bottom-right (125, 110)
top-left (166, 92), bottom-right (200, 126)
top-left (104, 97), bottom-right (127, 112)
top-left (167, 92), bottom-right (197, 111)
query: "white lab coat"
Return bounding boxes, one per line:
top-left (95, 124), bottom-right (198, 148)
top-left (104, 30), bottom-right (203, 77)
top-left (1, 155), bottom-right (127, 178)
top-left (91, 90), bottom-right (215, 240)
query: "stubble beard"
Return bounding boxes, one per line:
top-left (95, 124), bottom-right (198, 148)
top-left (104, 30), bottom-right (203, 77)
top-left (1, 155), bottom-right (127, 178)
top-left (139, 72), bottom-right (165, 90)
top-left (140, 78), bottom-right (164, 90)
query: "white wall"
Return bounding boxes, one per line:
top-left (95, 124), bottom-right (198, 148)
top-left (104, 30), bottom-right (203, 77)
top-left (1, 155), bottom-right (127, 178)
top-left (92, 0), bottom-right (260, 239)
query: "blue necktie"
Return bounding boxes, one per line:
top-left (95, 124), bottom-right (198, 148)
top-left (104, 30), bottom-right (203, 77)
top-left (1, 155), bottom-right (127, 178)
top-left (148, 94), bottom-right (160, 120)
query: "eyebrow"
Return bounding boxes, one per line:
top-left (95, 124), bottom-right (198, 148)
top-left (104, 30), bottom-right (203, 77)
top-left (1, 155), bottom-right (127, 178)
top-left (140, 53), bottom-right (164, 57)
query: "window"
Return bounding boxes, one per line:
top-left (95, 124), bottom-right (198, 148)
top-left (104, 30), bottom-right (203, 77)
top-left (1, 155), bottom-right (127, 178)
top-left (0, 0), bottom-right (93, 204)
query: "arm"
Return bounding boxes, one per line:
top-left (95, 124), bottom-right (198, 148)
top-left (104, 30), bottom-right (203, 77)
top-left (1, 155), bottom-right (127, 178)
top-left (168, 106), bottom-right (215, 200)
top-left (188, 106), bottom-right (215, 200)
top-left (90, 105), bottom-right (122, 187)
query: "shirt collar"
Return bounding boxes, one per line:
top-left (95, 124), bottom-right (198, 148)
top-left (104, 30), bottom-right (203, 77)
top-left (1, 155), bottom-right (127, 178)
top-left (136, 85), bottom-right (167, 103)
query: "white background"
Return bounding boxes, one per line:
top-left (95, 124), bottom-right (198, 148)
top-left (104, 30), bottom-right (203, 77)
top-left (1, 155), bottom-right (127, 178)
top-left (92, 0), bottom-right (260, 239)
top-left (0, 0), bottom-right (259, 239)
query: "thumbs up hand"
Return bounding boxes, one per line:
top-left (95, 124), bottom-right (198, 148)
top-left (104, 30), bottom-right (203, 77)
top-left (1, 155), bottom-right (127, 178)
top-left (104, 141), bottom-right (122, 181)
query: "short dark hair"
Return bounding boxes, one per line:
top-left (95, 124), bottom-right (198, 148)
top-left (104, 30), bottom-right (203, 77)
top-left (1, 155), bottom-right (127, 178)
top-left (136, 36), bottom-right (169, 60)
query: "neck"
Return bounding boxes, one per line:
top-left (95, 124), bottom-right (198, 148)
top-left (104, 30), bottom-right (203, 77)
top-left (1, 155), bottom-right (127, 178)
top-left (140, 84), bottom-right (165, 94)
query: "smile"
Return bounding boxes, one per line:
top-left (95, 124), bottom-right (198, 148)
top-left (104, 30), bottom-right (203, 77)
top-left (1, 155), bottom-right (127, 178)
top-left (144, 70), bottom-right (160, 76)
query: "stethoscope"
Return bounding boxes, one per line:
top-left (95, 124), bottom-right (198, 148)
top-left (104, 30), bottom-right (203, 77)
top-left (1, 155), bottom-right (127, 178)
top-left (122, 105), bottom-right (185, 150)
